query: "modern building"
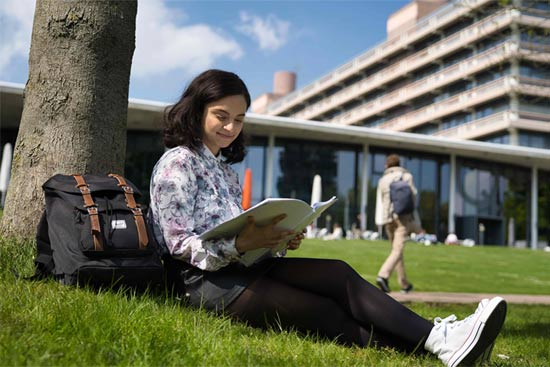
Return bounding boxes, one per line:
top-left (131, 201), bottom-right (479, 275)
top-left (2, 80), bottom-right (550, 249)
top-left (253, 0), bottom-right (550, 148)
top-left (2, 1), bottom-right (550, 248)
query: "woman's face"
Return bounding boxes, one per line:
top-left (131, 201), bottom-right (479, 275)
top-left (202, 94), bottom-right (247, 156)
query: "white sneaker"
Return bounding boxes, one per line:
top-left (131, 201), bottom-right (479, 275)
top-left (424, 297), bottom-right (507, 367)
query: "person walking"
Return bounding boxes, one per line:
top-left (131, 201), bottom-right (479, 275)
top-left (375, 154), bottom-right (420, 294)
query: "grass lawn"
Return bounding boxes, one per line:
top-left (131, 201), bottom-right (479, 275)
top-left (1, 237), bottom-right (549, 366)
top-left (290, 239), bottom-right (550, 295)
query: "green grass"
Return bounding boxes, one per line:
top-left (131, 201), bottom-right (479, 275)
top-left (1, 237), bottom-right (549, 366)
top-left (290, 239), bottom-right (550, 295)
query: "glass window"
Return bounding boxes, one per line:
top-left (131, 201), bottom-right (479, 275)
top-left (538, 170), bottom-right (550, 247)
top-left (410, 123), bottom-right (439, 135)
top-left (360, 115), bottom-right (387, 128)
top-left (474, 98), bottom-right (509, 119)
top-left (519, 62), bottom-right (550, 79)
top-left (373, 153), bottom-right (387, 174)
top-left (518, 131), bottom-right (550, 149)
top-left (480, 132), bottom-right (510, 145)
top-left (233, 137), bottom-right (267, 206)
top-left (438, 162), bottom-right (450, 239)
top-left (522, 0), bottom-right (550, 11)
top-left (125, 130), bottom-right (165, 204)
top-left (271, 138), bottom-right (362, 233)
top-left (521, 29), bottom-right (550, 44)
top-left (476, 33), bottom-right (510, 53)
top-left (1, 128), bottom-right (18, 148)
top-left (519, 95), bottom-right (550, 115)
top-left (456, 158), bottom-right (529, 245)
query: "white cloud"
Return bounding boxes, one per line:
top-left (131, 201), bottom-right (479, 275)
top-left (236, 11), bottom-right (290, 51)
top-left (133, 0), bottom-right (243, 78)
top-left (0, 0), bottom-right (243, 79)
top-left (0, 0), bottom-right (35, 73)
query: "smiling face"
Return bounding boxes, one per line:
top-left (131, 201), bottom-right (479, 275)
top-left (202, 94), bottom-right (247, 156)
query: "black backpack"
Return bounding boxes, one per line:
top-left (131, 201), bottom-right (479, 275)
top-left (389, 174), bottom-right (415, 216)
top-left (33, 173), bottom-right (164, 290)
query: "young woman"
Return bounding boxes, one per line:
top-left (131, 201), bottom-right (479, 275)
top-left (149, 69), bottom-right (507, 367)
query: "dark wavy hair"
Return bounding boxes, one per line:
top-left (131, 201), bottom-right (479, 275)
top-left (163, 69), bottom-right (251, 164)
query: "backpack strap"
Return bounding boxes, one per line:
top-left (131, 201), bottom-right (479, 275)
top-left (73, 175), bottom-right (104, 251)
top-left (27, 210), bottom-right (56, 280)
top-left (109, 173), bottom-right (148, 249)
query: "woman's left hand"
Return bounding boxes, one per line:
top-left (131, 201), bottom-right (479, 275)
top-left (286, 230), bottom-right (306, 250)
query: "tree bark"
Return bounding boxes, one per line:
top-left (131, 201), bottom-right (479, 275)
top-left (0, 0), bottom-right (137, 239)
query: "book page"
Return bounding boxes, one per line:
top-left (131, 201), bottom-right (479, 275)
top-left (199, 198), bottom-right (313, 241)
top-left (200, 196), bottom-right (337, 266)
top-left (294, 196), bottom-right (337, 233)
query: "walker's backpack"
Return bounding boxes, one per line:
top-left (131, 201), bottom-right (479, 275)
top-left (33, 173), bottom-right (164, 289)
top-left (389, 174), bottom-right (415, 216)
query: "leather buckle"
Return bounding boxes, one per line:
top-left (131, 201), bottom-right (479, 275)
top-left (87, 206), bottom-right (98, 215)
top-left (122, 186), bottom-right (134, 194)
top-left (77, 186), bottom-right (91, 194)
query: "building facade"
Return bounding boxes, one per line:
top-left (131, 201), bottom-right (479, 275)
top-left (254, 0), bottom-right (550, 148)
top-left (2, 0), bottom-right (550, 247)
top-left (2, 81), bottom-right (550, 247)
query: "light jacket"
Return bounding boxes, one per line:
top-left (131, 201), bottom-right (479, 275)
top-left (375, 166), bottom-right (418, 226)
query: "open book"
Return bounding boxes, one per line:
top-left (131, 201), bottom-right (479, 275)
top-left (199, 196), bottom-right (338, 266)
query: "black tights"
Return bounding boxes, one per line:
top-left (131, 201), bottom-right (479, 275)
top-left (226, 258), bottom-right (433, 352)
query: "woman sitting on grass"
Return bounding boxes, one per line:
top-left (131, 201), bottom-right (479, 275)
top-left (149, 69), bottom-right (507, 367)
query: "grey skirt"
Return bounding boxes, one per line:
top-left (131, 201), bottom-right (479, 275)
top-left (164, 256), bottom-right (276, 312)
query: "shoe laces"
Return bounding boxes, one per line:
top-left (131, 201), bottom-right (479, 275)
top-left (433, 299), bottom-right (489, 336)
top-left (434, 314), bottom-right (458, 332)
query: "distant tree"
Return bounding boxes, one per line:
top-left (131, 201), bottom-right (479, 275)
top-left (0, 0), bottom-right (137, 239)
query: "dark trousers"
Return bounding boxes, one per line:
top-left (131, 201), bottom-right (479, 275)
top-left (227, 257), bottom-right (433, 352)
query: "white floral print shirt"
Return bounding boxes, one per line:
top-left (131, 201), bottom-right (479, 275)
top-left (150, 145), bottom-right (244, 271)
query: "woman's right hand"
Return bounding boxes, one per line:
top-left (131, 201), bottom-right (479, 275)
top-left (235, 214), bottom-right (295, 254)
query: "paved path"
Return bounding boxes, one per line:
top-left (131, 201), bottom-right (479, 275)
top-left (389, 292), bottom-right (550, 305)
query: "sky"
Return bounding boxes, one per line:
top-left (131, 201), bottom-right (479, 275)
top-left (0, 0), bottom-right (410, 104)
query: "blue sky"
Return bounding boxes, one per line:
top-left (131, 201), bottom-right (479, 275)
top-left (1, 0), bottom-right (409, 104)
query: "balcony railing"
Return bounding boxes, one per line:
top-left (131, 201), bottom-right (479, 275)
top-left (377, 77), bottom-right (515, 130)
top-left (328, 41), bottom-right (549, 127)
top-left (434, 110), bottom-right (514, 138)
top-left (266, 0), bottom-right (494, 115)
top-left (516, 111), bottom-right (550, 123)
top-left (377, 76), bottom-right (550, 131)
top-left (435, 110), bottom-right (550, 139)
top-left (328, 43), bottom-right (514, 125)
top-left (518, 76), bottom-right (550, 97)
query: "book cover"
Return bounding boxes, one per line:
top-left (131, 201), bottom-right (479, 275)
top-left (199, 196), bottom-right (337, 266)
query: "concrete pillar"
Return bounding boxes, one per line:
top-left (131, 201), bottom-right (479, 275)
top-left (360, 144), bottom-right (370, 232)
top-left (510, 20), bottom-right (521, 96)
top-left (510, 45), bottom-right (520, 133)
top-left (508, 127), bottom-right (519, 146)
top-left (265, 134), bottom-right (275, 198)
top-left (531, 166), bottom-right (538, 250)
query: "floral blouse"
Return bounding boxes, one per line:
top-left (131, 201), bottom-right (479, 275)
top-left (149, 145), bottom-right (244, 271)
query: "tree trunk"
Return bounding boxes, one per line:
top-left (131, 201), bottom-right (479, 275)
top-left (0, 0), bottom-right (137, 239)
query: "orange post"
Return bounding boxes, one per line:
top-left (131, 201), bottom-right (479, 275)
top-left (242, 168), bottom-right (252, 210)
